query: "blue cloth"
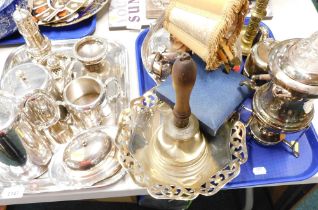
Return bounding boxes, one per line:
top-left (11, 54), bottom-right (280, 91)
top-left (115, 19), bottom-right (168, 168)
top-left (156, 55), bottom-right (251, 136)
top-left (0, 16), bottom-right (96, 46)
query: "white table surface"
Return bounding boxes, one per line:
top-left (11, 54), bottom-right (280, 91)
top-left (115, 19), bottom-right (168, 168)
top-left (0, 0), bottom-right (318, 205)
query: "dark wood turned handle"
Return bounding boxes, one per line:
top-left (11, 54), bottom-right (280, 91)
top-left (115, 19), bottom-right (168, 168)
top-left (172, 53), bottom-right (196, 128)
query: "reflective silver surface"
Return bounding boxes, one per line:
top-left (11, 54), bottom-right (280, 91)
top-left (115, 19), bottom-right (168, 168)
top-left (3, 39), bottom-right (130, 124)
top-left (49, 126), bottom-right (125, 188)
top-left (0, 91), bottom-right (51, 181)
top-left (270, 35), bottom-right (318, 97)
top-left (13, 8), bottom-right (52, 63)
top-left (141, 15), bottom-right (188, 83)
top-left (74, 36), bottom-right (107, 65)
top-left (253, 82), bottom-right (314, 133)
top-left (46, 53), bottom-right (74, 99)
top-left (63, 76), bottom-right (120, 129)
top-left (22, 90), bottom-right (73, 149)
top-left (244, 38), bottom-right (277, 79)
top-left (74, 36), bottom-right (125, 82)
top-left (246, 32), bottom-right (318, 148)
top-left (0, 63), bottom-right (53, 100)
top-left (277, 32), bottom-right (318, 86)
top-left (1, 39), bottom-right (130, 194)
top-left (63, 130), bottom-right (111, 171)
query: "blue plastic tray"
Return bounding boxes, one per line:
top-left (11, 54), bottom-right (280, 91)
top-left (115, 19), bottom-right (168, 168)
top-left (135, 19), bottom-right (318, 187)
top-left (0, 16), bottom-right (96, 46)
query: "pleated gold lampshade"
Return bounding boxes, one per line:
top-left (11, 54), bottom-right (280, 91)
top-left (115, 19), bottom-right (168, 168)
top-left (164, 0), bottom-right (248, 70)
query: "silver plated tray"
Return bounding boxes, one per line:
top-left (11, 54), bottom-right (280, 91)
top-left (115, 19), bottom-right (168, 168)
top-left (115, 90), bottom-right (248, 200)
top-left (0, 38), bottom-right (129, 195)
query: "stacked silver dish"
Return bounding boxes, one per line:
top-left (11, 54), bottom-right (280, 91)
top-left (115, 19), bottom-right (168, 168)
top-left (49, 127), bottom-right (124, 188)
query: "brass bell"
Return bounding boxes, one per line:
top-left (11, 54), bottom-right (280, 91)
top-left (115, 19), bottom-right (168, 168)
top-left (147, 53), bottom-right (213, 188)
top-left (116, 53), bottom-right (247, 200)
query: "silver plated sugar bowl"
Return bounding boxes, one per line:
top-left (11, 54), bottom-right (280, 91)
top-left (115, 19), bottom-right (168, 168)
top-left (0, 91), bottom-right (52, 181)
top-left (244, 32), bottom-right (318, 155)
top-left (0, 63), bottom-right (57, 100)
top-left (49, 126), bottom-right (124, 188)
top-left (73, 36), bottom-right (109, 80)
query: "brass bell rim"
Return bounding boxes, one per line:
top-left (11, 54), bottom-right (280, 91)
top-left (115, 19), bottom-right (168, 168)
top-left (152, 134), bottom-right (209, 168)
top-left (151, 136), bottom-right (211, 177)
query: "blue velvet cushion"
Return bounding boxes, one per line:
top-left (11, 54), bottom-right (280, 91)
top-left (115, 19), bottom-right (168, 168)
top-left (155, 55), bottom-right (251, 136)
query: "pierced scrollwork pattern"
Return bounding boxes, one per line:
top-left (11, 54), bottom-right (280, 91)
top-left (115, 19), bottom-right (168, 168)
top-left (116, 90), bottom-right (248, 200)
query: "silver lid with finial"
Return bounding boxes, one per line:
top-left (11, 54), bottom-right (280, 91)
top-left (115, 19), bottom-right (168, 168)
top-left (0, 63), bottom-right (52, 99)
top-left (269, 32), bottom-right (318, 96)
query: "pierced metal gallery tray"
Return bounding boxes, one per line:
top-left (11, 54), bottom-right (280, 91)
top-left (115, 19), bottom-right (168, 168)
top-left (115, 90), bottom-right (248, 200)
top-left (0, 39), bottom-right (130, 195)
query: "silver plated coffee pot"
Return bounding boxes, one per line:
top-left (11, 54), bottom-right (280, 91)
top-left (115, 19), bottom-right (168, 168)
top-left (243, 32), bottom-right (318, 156)
top-left (0, 91), bottom-right (52, 181)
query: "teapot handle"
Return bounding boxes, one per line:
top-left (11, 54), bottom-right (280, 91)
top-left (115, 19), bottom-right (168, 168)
top-left (240, 74), bottom-right (271, 90)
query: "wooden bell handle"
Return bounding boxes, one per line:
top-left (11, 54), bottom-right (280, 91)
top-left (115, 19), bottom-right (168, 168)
top-left (172, 53), bottom-right (197, 128)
